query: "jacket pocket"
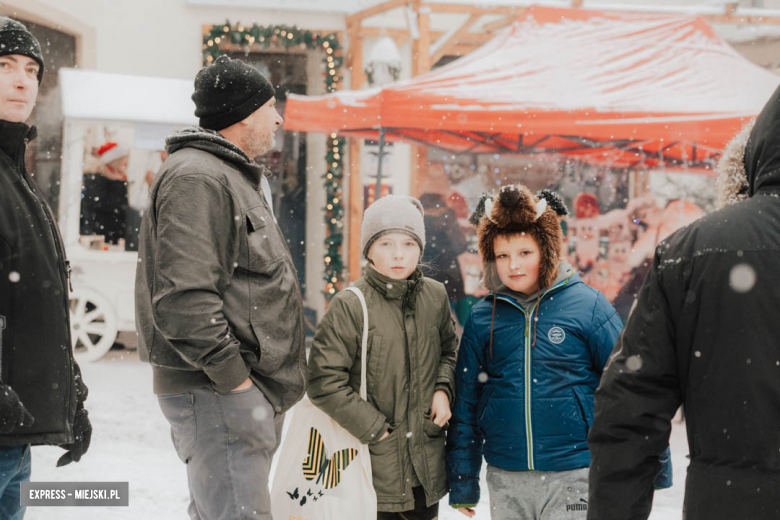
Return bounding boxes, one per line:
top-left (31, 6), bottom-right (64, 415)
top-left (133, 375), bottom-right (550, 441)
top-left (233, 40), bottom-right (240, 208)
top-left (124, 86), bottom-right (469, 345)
top-left (368, 423), bottom-right (404, 497)
top-left (423, 411), bottom-right (447, 437)
top-left (157, 392), bottom-right (197, 464)
top-left (571, 386), bottom-right (595, 434)
top-left (245, 205), bottom-right (285, 270)
top-left (477, 385), bottom-right (494, 424)
top-left (422, 413), bottom-right (448, 495)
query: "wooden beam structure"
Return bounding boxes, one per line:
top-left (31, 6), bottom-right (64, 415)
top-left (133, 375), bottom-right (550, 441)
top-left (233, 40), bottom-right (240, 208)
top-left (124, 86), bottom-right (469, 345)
top-left (431, 13), bottom-right (481, 65)
top-left (347, 22), bottom-right (365, 282)
top-left (482, 15), bottom-right (520, 33)
top-left (346, 0), bottom-right (411, 26)
top-left (410, 1), bottom-right (431, 199)
top-left (424, 3), bottom-right (520, 16)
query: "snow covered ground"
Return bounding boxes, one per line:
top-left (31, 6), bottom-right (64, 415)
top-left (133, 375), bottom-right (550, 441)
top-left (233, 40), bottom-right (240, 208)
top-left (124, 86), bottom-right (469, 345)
top-left (26, 352), bottom-right (688, 519)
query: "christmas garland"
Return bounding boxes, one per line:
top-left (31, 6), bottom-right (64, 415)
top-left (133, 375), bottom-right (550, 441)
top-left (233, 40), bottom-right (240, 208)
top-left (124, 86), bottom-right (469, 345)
top-left (203, 22), bottom-right (345, 299)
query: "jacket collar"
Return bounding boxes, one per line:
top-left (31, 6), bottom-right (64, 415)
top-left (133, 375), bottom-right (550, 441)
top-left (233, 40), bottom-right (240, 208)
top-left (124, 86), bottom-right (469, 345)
top-left (363, 264), bottom-right (423, 307)
top-left (496, 261), bottom-right (576, 306)
top-left (165, 126), bottom-right (268, 187)
top-left (0, 120), bottom-right (36, 168)
top-left (491, 269), bottom-right (581, 308)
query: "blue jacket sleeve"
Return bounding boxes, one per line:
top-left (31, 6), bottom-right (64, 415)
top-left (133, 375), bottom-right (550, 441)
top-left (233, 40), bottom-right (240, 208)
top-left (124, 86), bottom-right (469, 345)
top-left (587, 292), bottom-right (623, 374)
top-left (446, 311), bottom-right (486, 507)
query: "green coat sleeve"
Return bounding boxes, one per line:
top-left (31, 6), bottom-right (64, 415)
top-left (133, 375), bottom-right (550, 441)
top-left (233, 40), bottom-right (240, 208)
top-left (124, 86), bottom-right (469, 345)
top-left (435, 286), bottom-right (459, 404)
top-left (307, 292), bottom-right (389, 444)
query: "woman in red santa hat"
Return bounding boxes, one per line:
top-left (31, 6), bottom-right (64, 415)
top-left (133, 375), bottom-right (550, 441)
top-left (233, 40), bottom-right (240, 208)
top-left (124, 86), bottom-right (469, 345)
top-left (80, 141), bottom-right (130, 246)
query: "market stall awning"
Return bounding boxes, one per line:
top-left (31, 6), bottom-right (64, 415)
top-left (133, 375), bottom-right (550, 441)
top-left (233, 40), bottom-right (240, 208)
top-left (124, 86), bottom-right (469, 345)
top-left (285, 5), bottom-right (780, 169)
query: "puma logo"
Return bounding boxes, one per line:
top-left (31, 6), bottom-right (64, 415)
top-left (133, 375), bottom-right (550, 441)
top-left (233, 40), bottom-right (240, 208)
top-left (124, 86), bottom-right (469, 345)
top-left (566, 499), bottom-right (588, 511)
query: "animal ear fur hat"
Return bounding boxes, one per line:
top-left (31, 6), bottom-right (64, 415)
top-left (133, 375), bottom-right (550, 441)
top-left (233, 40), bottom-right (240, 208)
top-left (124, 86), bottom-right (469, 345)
top-left (469, 184), bottom-right (563, 292)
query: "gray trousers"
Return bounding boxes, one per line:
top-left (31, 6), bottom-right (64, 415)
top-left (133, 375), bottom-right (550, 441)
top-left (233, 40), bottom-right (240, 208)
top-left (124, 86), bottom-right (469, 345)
top-left (486, 466), bottom-right (589, 520)
top-left (158, 384), bottom-right (284, 520)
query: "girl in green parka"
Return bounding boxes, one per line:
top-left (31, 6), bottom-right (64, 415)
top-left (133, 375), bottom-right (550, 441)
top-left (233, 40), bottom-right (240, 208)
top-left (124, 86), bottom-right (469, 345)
top-left (308, 195), bottom-right (459, 519)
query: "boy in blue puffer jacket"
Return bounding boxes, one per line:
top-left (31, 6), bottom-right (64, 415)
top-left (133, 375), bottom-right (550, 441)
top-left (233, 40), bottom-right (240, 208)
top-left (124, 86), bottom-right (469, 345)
top-left (446, 185), bottom-right (671, 519)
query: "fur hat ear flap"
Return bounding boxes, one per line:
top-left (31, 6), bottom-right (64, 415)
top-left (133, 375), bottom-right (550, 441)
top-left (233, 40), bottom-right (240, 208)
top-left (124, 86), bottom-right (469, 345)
top-left (469, 192), bottom-right (495, 226)
top-left (536, 189), bottom-right (569, 216)
top-left (716, 119), bottom-right (754, 208)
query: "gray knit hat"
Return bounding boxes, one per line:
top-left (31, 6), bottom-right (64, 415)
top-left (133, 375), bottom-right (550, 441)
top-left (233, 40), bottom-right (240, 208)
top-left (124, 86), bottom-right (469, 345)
top-left (361, 195), bottom-right (426, 258)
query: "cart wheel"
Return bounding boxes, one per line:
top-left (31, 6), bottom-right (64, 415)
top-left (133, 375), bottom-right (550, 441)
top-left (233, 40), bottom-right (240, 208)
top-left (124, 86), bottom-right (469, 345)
top-left (69, 288), bottom-right (118, 363)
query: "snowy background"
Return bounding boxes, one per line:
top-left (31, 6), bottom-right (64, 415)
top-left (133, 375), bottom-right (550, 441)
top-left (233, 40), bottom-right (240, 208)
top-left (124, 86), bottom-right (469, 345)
top-left (27, 351), bottom-right (688, 519)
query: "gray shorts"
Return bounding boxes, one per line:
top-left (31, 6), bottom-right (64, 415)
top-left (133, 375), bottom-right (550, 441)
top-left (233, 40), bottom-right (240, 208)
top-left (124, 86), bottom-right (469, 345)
top-left (486, 465), bottom-right (589, 520)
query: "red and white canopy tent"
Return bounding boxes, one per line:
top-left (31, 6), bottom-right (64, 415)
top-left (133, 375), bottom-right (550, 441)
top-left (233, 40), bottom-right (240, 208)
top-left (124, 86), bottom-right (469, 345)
top-left (286, 5), bottom-right (779, 170)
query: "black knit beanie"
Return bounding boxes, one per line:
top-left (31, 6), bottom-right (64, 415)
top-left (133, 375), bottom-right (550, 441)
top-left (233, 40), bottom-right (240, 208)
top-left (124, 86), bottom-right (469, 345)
top-left (0, 17), bottom-right (44, 84)
top-left (192, 56), bottom-right (276, 131)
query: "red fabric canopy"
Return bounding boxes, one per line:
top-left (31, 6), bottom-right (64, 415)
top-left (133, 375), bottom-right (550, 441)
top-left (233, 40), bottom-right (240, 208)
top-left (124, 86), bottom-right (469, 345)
top-left (285, 5), bottom-right (779, 169)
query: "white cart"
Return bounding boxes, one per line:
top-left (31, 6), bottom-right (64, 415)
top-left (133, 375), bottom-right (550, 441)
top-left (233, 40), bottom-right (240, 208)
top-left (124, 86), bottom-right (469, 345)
top-left (58, 68), bottom-right (197, 361)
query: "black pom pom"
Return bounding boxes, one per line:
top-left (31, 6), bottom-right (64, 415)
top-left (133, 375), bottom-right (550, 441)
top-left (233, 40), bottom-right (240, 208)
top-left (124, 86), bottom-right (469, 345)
top-left (469, 192), bottom-right (492, 226)
top-left (536, 189), bottom-right (569, 216)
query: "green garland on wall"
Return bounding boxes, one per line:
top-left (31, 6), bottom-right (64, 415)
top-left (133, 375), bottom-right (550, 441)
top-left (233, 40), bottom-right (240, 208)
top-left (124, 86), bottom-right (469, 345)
top-left (203, 22), bottom-right (345, 299)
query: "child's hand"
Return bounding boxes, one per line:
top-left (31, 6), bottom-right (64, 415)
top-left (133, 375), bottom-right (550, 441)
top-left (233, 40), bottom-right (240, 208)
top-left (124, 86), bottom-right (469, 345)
top-left (430, 390), bottom-right (451, 427)
top-left (457, 507), bottom-right (476, 517)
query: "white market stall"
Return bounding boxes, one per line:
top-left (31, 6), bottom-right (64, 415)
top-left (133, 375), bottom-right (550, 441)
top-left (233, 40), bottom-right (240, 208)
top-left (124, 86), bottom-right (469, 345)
top-left (58, 68), bottom-right (197, 361)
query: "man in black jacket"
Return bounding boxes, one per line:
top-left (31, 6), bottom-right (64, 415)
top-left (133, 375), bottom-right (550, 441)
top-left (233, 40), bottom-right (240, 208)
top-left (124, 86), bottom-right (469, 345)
top-left (588, 85), bottom-right (780, 519)
top-left (0, 17), bottom-right (91, 520)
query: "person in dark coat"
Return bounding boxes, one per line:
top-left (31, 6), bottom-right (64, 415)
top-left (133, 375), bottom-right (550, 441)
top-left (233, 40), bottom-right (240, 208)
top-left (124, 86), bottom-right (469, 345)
top-left (588, 86), bottom-right (780, 519)
top-left (419, 193), bottom-right (468, 303)
top-left (80, 142), bottom-right (131, 246)
top-left (0, 18), bottom-right (91, 520)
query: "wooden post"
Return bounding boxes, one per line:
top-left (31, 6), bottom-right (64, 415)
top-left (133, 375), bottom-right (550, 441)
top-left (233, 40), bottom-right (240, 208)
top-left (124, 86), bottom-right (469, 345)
top-left (410, 3), bottom-right (431, 197)
top-left (347, 23), bottom-right (364, 282)
top-left (430, 13), bottom-right (482, 66)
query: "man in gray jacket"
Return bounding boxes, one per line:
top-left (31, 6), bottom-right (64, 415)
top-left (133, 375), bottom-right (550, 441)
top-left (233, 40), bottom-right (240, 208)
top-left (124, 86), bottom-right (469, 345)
top-left (135, 56), bottom-right (306, 520)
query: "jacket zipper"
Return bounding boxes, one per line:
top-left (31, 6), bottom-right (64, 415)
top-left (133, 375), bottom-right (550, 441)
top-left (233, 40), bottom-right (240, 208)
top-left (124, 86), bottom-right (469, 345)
top-left (0, 315), bottom-right (5, 382)
top-left (493, 277), bottom-right (570, 471)
top-left (16, 135), bottom-right (75, 431)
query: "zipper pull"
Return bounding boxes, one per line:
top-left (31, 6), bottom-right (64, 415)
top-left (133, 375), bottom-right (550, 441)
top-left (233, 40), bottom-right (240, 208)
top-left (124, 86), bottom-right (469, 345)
top-left (65, 260), bottom-right (74, 292)
top-left (525, 313), bottom-right (531, 339)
